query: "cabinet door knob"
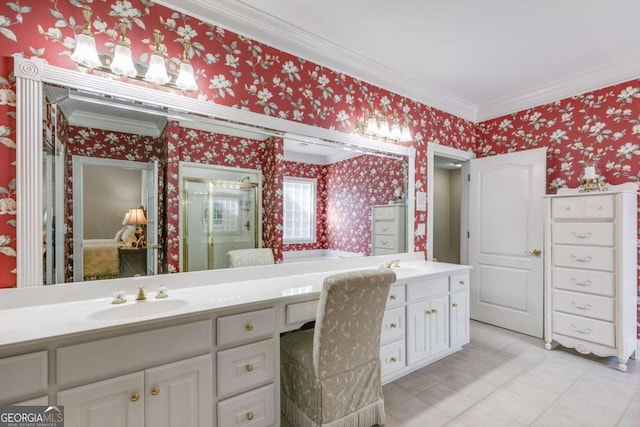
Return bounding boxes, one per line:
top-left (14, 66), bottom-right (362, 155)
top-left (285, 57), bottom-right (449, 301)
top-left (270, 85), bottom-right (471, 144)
top-left (246, 363), bottom-right (254, 372)
top-left (425, 309), bottom-right (431, 315)
top-left (389, 294), bottom-right (397, 300)
top-left (150, 386), bottom-right (160, 396)
top-left (459, 280), bottom-right (465, 285)
top-left (246, 411), bottom-right (255, 421)
top-left (389, 322), bottom-right (397, 328)
top-left (452, 303), bottom-right (458, 308)
top-left (246, 323), bottom-right (254, 331)
top-left (389, 357), bottom-right (397, 363)
top-left (130, 392), bottom-right (140, 402)
top-left (432, 308), bottom-right (438, 314)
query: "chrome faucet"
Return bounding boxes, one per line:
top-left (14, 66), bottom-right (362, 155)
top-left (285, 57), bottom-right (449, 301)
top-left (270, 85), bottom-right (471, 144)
top-left (384, 259), bottom-right (400, 268)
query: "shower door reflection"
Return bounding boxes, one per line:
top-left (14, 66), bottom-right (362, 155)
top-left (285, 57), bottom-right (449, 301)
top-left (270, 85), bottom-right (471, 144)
top-left (183, 179), bottom-right (259, 271)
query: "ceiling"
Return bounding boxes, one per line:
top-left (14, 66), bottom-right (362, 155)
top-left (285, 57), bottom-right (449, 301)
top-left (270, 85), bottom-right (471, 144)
top-left (162, 0), bottom-right (640, 122)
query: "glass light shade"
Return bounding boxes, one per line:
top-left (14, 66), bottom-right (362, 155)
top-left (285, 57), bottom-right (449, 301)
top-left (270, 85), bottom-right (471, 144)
top-left (390, 123), bottom-right (402, 140)
top-left (378, 120), bottom-right (391, 138)
top-left (175, 61), bottom-right (198, 91)
top-left (110, 44), bottom-right (137, 77)
top-left (144, 53), bottom-right (170, 85)
top-left (400, 126), bottom-right (412, 142)
top-left (365, 117), bottom-right (379, 135)
top-left (70, 33), bottom-right (102, 68)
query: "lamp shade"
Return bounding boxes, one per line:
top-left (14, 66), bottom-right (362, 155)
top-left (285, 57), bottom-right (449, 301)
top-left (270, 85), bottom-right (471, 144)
top-left (124, 208), bottom-right (147, 225)
top-left (110, 43), bottom-right (137, 77)
top-left (70, 33), bottom-right (102, 69)
top-left (175, 61), bottom-right (197, 91)
top-left (145, 53), bottom-right (170, 85)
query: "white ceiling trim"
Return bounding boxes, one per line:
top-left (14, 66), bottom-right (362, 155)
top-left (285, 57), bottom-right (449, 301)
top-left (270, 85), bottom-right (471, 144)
top-left (159, 1), bottom-right (640, 125)
top-left (476, 55), bottom-right (640, 122)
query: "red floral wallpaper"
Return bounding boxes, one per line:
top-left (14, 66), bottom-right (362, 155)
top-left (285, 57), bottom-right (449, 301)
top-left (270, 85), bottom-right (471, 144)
top-left (259, 136), bottom-right (284, 262)
top-left (476, 79), bottom-right (640, 337)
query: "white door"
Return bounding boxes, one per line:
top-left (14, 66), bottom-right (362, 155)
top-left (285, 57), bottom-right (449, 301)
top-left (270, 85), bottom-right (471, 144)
top-left (468, 147), bottom-right (546, 337)
top-left (144, 354), bottom-right (212, 427)
top-left (57, 372), bottom-right (144, 427)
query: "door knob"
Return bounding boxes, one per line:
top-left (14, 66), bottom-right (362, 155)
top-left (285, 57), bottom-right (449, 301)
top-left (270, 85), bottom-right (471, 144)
top-left (525, 249), bottom-right (542, 257)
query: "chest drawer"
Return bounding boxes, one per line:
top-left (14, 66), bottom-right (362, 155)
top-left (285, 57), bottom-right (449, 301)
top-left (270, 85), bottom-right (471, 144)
top-left (552, 222), bottom-right (614, 246)
top-left (552, 290), bottom-right (614, 322)
top-left (374, 221), bottom-right (395, 235)
top-left (552, 268), bottom-right (615, 297)
top-left (373, 206), bottom-right (397, 220)
top-left (217, 339), bottom-right (275, 398)
top-left (553, 312), bottom-right (615, 347)
top-left (217, 308), bottom-right (275, 347)
top-left (381, 307), bottom-right (405, 344)
top-left (217, 383), bottom-right (275, 427)
top-left (386, 284), bottom-right (405, 308)
top-left (380, 339), bottom-right (405, 378)
top-left (553, 246), bottom-right (614, 272)
top-left (374, 234), bottom-right (397, 250)
top-left (449, 272), bottom-right (469, 292)
top-left (552, 195), bottom-right (614, 219)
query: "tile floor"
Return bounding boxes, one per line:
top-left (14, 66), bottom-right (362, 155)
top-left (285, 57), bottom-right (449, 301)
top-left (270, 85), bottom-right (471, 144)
top-left (283, 320), bottom-right (639, 426)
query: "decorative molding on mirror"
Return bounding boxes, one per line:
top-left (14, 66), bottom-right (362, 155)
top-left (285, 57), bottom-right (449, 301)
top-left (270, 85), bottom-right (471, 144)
top-left (15, 57), bottom-right (44, 287)
top-left (14, 56), bottom-right (415, 287)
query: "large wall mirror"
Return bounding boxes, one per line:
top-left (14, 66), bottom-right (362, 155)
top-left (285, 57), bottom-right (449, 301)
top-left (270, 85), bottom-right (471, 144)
top-left (15, 57), bottom-right (415, 287)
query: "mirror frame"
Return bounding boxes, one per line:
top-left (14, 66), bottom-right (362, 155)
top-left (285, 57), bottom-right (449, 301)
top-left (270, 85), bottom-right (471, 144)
top-left (14, 56), bottom-right (416, 288)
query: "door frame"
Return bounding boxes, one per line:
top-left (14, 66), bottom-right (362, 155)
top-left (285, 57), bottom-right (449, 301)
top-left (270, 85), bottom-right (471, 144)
top-left (427, 143), bottom-right (475, 263)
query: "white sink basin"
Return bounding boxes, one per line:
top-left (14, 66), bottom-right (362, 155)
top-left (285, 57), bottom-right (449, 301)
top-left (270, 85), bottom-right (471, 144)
top-left (87, 298), bottom-right (190, 322)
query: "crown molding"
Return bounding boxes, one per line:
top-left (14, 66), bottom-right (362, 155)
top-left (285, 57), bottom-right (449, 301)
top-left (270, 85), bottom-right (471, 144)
top-left (475, 55), bottom-right (640, 122)
top-left (157, 0), bottom-right (478, 121)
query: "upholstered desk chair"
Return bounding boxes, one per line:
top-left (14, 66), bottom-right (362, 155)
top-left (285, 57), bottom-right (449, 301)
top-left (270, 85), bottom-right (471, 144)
top-left (280, 268), bottom-right (396, 427)
top-left (226, 248), bottom-right (275, 268)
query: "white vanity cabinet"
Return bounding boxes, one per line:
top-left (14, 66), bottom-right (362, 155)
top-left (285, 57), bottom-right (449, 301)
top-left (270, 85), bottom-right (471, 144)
top-left (371, 205), bottom-right (405, 255)
top-left (407, 294), bottom-right (449, 364)
top-left (58, 355), bottom-right (212, 427)
top-left (544, 184), bottom-right (638, 372)
top-left (216, 308), bottom-right (276, 427)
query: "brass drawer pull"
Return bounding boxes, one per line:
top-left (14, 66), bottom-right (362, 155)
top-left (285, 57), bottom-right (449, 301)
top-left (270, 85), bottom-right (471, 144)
top-left (150, 386), bottom-right (160, 396)
top-left (459, 280), bottom-right (465, 285)
top-left (431, 308), bottom-right (438, 314)
top-left (452, 303), bottom-right (458, 308)
top-left (425, 309), bottom-right (431, 315)
top-left (389, 357), bottom-right (397, 363)
top-left (246, 323), bottom-right (254, 331)
top-left (246, 411), bottom-right (254, 421)
top-left (246, 364), bottom-right (254, 372)
top-left (130, 392), bottom-right (140, 402)
top-left (389, 294), bottom-right (397, 300)
top-left (389, 322), bottom-right (397, 328)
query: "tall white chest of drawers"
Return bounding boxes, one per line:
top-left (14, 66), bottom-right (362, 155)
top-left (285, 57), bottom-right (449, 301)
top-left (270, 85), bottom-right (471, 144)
top-left (544, 183), bottom-right (638, 371)
top-left (371, 205), bottom-right (405, 255)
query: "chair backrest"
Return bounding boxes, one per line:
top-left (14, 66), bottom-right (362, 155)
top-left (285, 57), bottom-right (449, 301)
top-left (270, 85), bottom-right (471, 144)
top-left (312, 268), bottom-right (396, 379)
top-left (227, 248), bottom-right (275, 268)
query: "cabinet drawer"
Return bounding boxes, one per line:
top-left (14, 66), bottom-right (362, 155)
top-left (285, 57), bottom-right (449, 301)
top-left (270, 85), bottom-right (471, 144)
top-left (553, 312), bottom-right (615, 347)
top-left (553, 246), bottom-right (614, 272)
top-left (373, 248), bottom-right (398, 256)
top-left (552, 222), bottom-right (614, 246)
top-left (374, 221), bottom-right (395, 235)
top-left (374, 234), bottom-right (397, 250)
top-left (449, 273), bottom-right (469, 292)
top-left (217, 383), bottom-right (275, 427)
top-left (380, 340), bottom-right (405, 378)
top-left (381, 307), bottom-right (405, 344)
top-left (373, 206), bottom-right (396, 220)
top-left (217, 339), bottom-right (275, 398)
top-left (584, 195), bottom-right (614, 219)
top-left (286, 300), bottom-right (318, 325)
top-left (406, 276), bottom-right (448, 301)
top-left (217, 308), bottom-right (275, 347)
top-left (0, 351), bottom-right (47, 402)
top-left (386, 284), bottom-right (405, 308)
top-left (552, 267), bottom-right (615, 297)
top-left (552, 290), bottom-right (614, 322)
top-left (552, 197), bottom-right (583, 219)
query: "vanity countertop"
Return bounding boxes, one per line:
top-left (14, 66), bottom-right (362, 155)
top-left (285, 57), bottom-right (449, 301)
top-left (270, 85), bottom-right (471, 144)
top-left (0, 253), bottom-right (471, 349)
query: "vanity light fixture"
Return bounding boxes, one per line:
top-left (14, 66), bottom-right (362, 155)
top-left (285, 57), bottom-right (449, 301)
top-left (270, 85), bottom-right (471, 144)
top-left (69, 5), bottom-right (102, 69)
top-left (110, 18), bottom-right (137, 78)
top-left (144, 29), bottom-right (170, 85)
top-left (360, 109), bottom-right (412, 142)
top-left (69, 6), bottom-right (198, 91)
top-left (175, 40), bottom-right (198, 92)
